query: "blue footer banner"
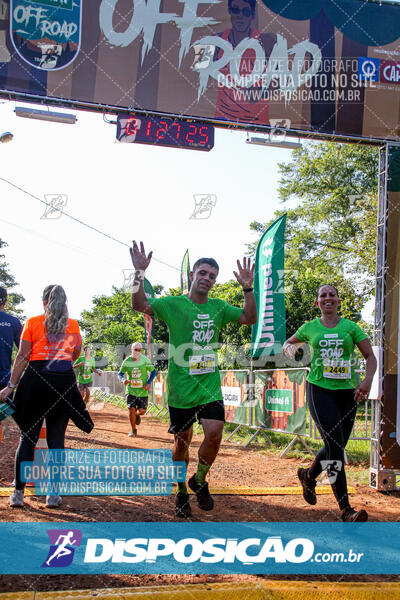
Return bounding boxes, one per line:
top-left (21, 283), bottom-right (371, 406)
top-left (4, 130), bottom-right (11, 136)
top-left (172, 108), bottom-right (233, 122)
top-left (0, 522), bottom-right (399, 574)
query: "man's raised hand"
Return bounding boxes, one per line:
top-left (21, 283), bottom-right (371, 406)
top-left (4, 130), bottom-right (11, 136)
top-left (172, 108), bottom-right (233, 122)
top-left (129, 241), bottom-right (153, 273)
top-left (233, 257), bottom-right (255, 289)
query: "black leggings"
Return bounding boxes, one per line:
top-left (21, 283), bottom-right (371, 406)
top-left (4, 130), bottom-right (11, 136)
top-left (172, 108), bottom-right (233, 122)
top-left (13, 362), bottom-right (76, 491)
top-left (307, 382), bottom-right (357, 510)
top-left (15, 411), bottom-right (69, 490)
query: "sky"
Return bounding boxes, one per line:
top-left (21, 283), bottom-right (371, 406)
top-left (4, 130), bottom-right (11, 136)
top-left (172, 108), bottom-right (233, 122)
top-left (0, 100), bottom-right (295, 320)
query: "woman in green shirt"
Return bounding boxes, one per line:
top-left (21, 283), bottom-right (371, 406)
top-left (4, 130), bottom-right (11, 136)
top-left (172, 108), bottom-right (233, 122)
top-left (283, 284), bottom-right (376, 522)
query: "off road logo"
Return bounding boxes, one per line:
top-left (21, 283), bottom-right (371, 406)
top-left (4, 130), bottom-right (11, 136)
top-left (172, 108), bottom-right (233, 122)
top-left (192, 314), bottom-right (214, 344)
top-left (10, 0), bottom-right (82, 70)
top-left (42, 529), bottom-right (82, 568)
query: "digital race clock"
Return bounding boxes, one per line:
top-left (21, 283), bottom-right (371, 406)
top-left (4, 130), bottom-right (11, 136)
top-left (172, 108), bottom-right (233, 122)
top-left (116, 114), bottom-right (214, 152)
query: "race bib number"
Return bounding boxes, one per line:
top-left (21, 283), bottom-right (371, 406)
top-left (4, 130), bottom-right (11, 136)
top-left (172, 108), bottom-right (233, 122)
top-left (131, 378), bottom-right (143, 388)
top-left (189, 354), bottom-right (215, 375)
top-left (323, 360), bottom-right (351, 379)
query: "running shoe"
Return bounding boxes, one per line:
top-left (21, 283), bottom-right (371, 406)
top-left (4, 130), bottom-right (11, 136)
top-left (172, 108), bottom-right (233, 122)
top-left (9, 489), bottom-right (24, 507)
top-left (188, 474), bottom-right (214, 511)
top-left (46, 495), bottom-right (62, 508)
top-left (175, 492), bottom-right (191, 518)
top-left (297, 468), bottom-right (317, 505)
top-left (340, 507), bottom-right (368, 522)
top-left (128, 429), bottom-right (137, 437)
top-left (136, 414), bottom-right (141, 426)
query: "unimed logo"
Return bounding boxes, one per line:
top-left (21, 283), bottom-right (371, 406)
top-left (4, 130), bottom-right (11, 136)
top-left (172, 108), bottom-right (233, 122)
top-left (84, 536), bottom-right (314, 564)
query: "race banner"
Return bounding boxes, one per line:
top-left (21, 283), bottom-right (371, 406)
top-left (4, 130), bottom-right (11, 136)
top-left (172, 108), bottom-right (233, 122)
top-left (1, 1), bottom-right (400, 140)
top-left (251, 214), bottom-right (286, 358)
top-left (180, 249), bottom-right (191, 294)
top-left (10, 0), bottom-right (81, 70)
top-left (254, 368), bottom-right (307, 435)
top-left (143, 278), bottom-right (155, 361)
top-left (220, 370), bottom-right (249, 425)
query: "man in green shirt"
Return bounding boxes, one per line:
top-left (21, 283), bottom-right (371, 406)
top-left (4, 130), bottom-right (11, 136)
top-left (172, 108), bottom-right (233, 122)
top-left (118, 342), bottom-right (157, 437)
top-left (130, 241), bottom-right (257, 518)
top-left (73, 346), bottom-right (102, 404)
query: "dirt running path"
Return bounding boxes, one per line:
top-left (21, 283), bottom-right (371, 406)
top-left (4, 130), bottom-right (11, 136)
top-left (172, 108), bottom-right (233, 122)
top-left (0, 403), bottom-right (399, 592)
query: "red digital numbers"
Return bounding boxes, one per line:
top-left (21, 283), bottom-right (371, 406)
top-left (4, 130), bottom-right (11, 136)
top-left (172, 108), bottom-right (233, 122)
top-left (126, 117), bottom-right (139, 136)
top-left (171, 122), bottom-right (181, 139)
top-left (156, 120), bottom-right (168, 139)
top-left (185, 124), bottom-right (197, 143)
top-left (120, 115), bottom-right (212, 150)
top-left (199, 126), bottom-right (209, 145)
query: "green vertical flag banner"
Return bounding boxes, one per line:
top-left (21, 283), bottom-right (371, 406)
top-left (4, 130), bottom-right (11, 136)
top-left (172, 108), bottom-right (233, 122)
top-left (251, 214), bottom-right (287, 358)
top-left (143, 278), bottom-right (155, 361)
top-left (180, 249), bottom-right (191, 294)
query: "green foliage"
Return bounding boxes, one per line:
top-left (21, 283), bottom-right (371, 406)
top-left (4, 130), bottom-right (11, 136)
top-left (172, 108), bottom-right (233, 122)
top-left (247, 142), bottom-right (378, 333)
top-left (248, 142), bottom-right (378, 298)
top-left (79, 287), bottom-right (169, 370)
top-left (285, 269), bottom-right (365, 337)
top-left (0, 239), bottom-right (24, 319)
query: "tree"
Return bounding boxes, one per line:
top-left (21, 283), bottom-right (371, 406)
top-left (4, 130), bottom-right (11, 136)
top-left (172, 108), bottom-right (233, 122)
top-left (79, 286), bottom-right (169, 370)
top-left (247, 142), bottom-right (378, 334)
top-left (0, 238), bottom-right (24, 319)
top-left (284, 269), bottom-right (365, 337)
top-left (249, 142), bottom-right (378, 299)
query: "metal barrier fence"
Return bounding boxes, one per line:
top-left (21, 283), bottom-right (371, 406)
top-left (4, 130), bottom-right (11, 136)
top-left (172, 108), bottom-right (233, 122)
top-left (91, 371), bottom-right (372, 455)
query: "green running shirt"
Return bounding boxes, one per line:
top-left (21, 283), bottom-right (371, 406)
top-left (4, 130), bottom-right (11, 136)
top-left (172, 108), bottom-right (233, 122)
top-left (295, 318), bottom-right (368, 390)
top-left (120, 354), bottom-right (155, 397)
top-left (149, 295), bottom-right (242, 408)
top-left (74, 356), bottom-right (96, 385)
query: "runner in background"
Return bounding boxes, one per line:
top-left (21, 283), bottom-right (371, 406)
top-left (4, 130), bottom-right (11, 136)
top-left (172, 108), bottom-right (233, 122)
top-left (118, 342), bottom-right (157, 437)
top-left (283, 284), bottom-right (376, 522)
top-left (129, 241), bottom-right (257, 518)
top-left (73, 345), bottom-right (102, 404)
top-left (0, 287), bottom-right (23, 443)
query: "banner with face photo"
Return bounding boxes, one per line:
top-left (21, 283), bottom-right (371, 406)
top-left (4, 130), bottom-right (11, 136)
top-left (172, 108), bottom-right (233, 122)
top-left (1, 0), bottom-right (400, 141)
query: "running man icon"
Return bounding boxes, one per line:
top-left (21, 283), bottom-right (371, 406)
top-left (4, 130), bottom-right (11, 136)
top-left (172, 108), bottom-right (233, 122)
top-left (42, 529), bottom-right (82, 568)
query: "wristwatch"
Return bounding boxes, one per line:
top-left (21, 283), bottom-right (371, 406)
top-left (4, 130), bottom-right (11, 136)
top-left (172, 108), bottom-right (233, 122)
top-left (7, 381), bottom-right (17, 389)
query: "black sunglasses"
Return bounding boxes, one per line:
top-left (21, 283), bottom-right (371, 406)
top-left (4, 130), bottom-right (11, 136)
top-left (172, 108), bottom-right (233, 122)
top-left (230, 5), bottom-right (252, 17)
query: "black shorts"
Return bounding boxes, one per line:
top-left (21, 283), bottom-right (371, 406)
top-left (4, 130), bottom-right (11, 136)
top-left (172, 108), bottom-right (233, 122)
top-left (78, 382), bottom-right (92, 391)
top-left (168, 400), bottom-right (225, 434)
top-left (127, 395), bottom-right (148, 411)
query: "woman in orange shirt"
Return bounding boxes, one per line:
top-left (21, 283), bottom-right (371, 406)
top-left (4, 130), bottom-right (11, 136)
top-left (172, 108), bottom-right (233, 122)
top-left (0, 285), bottom-right (93, 509)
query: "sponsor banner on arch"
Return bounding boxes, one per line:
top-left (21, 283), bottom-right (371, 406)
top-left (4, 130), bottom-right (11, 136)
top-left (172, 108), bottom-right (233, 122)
top-left (1, 0), bottom-right (400, 140)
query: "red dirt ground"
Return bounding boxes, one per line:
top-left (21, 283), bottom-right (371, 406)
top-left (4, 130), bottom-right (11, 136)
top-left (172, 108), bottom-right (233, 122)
top-left (0, 403), bottom-right (399, 592)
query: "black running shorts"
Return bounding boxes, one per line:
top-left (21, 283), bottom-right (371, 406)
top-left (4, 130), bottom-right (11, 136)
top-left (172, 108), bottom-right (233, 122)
top-left (127, 395), bottom-right (148, 411)
top-left (168, 400), bottom-right (225, 434)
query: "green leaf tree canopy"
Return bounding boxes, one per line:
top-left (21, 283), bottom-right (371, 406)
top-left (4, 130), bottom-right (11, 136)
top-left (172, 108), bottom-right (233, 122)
top-left (248, 142), bottom-right (378, 336)
top-left (0, 238), bottom-right (24, 319)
